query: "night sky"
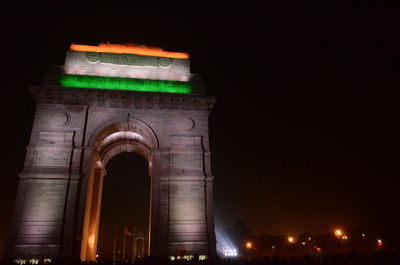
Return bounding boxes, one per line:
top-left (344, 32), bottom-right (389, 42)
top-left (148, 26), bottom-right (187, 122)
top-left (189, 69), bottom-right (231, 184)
top-left (1, 1), bottom-right (399, 258)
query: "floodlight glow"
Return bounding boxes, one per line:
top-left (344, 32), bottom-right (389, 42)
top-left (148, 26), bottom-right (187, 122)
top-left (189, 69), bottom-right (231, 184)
top-left (199, 255), bottom-right (207, 260)
top-left (215, 221), bottom-right (238, 258)
top-left (98, 131), bottom-right (146, 152)
top-left (70, 43), bottom-right (189, 59)
top-left (29, 259), bottom-right (39, 265)
top-left (223, 248), bottom-right (238, 257)
top-left (89, 234), bottom-right (95, 247)
top-left (59, 75), bottom-right (192, 94)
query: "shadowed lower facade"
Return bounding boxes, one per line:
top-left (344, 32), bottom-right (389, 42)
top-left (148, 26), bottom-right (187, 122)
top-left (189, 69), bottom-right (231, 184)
top-left (6, 43), bottom-right (216, 261)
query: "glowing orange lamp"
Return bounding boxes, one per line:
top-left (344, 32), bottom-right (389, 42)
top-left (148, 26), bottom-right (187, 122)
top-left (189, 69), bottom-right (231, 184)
top-left (245, 241), bottom-right (253, 249)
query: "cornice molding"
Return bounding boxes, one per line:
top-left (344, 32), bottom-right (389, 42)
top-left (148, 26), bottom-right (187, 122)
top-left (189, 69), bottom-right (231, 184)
top-left (29, 85), bottom-right (216, 112)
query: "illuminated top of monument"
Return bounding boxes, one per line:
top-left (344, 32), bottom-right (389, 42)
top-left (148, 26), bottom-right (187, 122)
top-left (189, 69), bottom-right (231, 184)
top-left (70, 43), bottom-right (189, 59)
top-left (51, 43), bottom-right (201, 94)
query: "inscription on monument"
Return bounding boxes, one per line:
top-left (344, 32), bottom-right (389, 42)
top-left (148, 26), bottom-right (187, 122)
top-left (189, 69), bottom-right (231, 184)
top-left (35, 148), bottom-right (70, 167)
top-left (170, 183), bottom-right (204, 220)
top-left (172, 153), bottom-right (202, 169)
top-left (22, 181), bottom-right (66, 222)
top-left (85, 52), bottom-right (173, 68)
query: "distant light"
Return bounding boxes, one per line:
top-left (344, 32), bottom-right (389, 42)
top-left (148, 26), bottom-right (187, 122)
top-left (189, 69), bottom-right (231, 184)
top-left (335, 229), bottom-right (343, 238)
top-left (245, 241), bottom-right (253, 249)
top-left (308, 237), bottom-right (312, 240)
top-left (362, 234), bottom-right (366, 237)
top-left (342, 235), bottom-right (348, 240)
top-left (96, 254), bottom-right (99, 258)
top-left (301, 242), bottom-right (306, 246)
top-left (316, 247), bottom-right (322, 253)
top-left (377, 239), bottom-right (383, 247)
top-left (199, 255), bottom-right (207, 260)
top-left (288, 236), bottom-right (295, 244)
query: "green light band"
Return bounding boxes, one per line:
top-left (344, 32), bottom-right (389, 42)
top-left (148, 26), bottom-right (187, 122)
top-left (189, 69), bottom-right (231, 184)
top-left (59, 75), bottom-right (192, 94)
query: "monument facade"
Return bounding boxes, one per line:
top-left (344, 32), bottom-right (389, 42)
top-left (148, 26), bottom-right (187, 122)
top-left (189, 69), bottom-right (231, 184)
top-left (6, 43), bottom-right (216, 261)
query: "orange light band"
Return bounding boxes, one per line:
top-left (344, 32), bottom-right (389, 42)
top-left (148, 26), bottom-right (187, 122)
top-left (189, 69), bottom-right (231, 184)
top-left (70, 43), bottom-right (189, 59)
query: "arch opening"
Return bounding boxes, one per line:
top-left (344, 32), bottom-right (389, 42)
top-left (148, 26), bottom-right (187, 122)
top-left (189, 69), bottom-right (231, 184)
top-left (80, 121), bottom-right (157, 261)
top-left (97, 152), bottom-right (150, 262)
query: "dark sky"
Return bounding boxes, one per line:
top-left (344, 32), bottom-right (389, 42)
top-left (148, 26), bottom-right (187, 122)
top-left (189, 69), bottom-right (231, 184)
top-left (1, 0), bottom-right (400, 257)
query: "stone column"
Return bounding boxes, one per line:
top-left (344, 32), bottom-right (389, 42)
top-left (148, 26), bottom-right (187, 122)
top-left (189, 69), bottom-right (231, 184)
top-left (150, 150), bottom-right (168, 256)
top-left (205, 176), bottom-right (216, 256)
top-left (167, 135), bottom-right (210, 256)
top-left (5, 103), bottom-right (90, 260)
top-left (7, 132), bottom-right (76, 258)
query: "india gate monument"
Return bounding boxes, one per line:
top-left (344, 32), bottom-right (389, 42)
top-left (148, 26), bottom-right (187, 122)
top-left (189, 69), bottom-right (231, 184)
top-left (6, 43), bottom-right (216, 261)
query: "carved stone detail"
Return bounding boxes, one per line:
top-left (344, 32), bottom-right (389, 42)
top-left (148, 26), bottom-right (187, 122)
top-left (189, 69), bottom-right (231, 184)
top-left (30, 86), bottom-right (215, 112)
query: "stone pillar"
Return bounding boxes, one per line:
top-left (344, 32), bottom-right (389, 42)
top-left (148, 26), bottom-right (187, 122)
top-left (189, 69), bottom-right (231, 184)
top-left (166, 135), bottom-right (211, 256)
top-left (205, 176), bottom-right (216, 256)
top-left (5, 104), bottom-right (88, 260)
top-left (75, 148), bottom-right (103, 261)
top-left (150, 150), bottom-right (169, 256)
top-left (7, 134), bottom-right (76, 258)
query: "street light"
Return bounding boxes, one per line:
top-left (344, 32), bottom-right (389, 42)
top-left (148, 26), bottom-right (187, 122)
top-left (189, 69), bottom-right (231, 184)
top-left (334, 229), bottom-right (342, 238)
top-left (245, 241), bottom-right (253, 249)
top-left (288, 236), bottom-right (295, 244)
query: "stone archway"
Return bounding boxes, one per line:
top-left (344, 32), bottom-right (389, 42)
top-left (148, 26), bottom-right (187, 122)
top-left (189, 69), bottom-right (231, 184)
top-left (6, 86), bottom-right (217, 261)
top-left (6, 43), bottom-right (217, 261)
top-left (80, 121), bottom-right (157, 261)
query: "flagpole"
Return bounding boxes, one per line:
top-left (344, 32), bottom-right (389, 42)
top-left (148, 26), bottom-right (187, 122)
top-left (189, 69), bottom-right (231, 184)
top-left (113, 226), bottom-right (117, 261)
top-left (132, 225), bottom-right (136, 263)
top-left (123, 225), bottom-right (126, 262)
